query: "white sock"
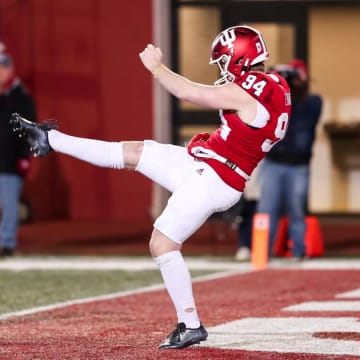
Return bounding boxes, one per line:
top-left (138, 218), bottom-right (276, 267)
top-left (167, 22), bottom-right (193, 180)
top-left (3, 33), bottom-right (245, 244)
top-left (48, 130), bottom-right (124, 169)
top-left (155, 250), bottom-right (200, 329)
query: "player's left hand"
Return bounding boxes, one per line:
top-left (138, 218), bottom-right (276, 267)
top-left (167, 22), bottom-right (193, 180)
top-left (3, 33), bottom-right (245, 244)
top-left (139, 44), bottom-right (163, 73)
top-left (187, 132), bottom-right (210, 157)
top-left (188, 132), bottom-right (210, 145)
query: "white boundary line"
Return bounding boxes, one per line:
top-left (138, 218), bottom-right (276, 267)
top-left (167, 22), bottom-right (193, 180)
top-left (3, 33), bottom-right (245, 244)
top-left (0, 256), bottom-right (359, 271)
top-left (0, 269), bottom-right (248, 321)
top-left (0, 256), bottom-right (250, 271)
top-left (0, 256), bottom-right (359, 321)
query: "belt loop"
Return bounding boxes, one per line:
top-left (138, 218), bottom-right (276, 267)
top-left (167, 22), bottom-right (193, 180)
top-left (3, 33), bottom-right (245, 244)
top-left (225, 160), bottom-right (237, 170)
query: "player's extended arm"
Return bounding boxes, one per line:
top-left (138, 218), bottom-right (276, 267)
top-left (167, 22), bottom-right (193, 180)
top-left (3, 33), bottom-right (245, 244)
top-left (139, 43), bottom-right (250, 112)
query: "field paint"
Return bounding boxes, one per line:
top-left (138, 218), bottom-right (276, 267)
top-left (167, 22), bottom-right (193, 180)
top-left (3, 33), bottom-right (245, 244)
top-left (0, 268), bottom-right (249, 321)
top-left (336, 287), bottom-right (360, 298)
top-left (284, 300), bottom-right (360, 311)
top-left (0, 256), bottom-right (359, 271)
top-left (201, 317), bottom-right (360, 356)
top-left (0, 256), bottom-right (252, 271)
top-left (201, 286), bottom-right (360, 356)
top-left (1, 258), bottom-right (359, 325)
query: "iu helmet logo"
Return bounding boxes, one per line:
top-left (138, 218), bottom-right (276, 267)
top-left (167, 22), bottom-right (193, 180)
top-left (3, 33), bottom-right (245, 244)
top-left (219, 28), bottom-right (236, 50)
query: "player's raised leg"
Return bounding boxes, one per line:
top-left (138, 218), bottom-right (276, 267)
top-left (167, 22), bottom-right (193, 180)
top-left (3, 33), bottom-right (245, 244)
top-left (10, 113), bottom-right (193, 193)
top-left (10, 113), bottom-right (142, 169)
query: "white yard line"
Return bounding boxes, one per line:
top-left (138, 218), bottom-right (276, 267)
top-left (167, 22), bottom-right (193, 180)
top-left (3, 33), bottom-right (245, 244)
top-left (0, 268), bottom-right (246, 321)
top-left (284, 301), bottom-right (360, 312)
top-left (201, 317), bottom-right (360, 356)
top-left (337, 288), bottom-right (360, 298)
top-left (0, 256), bottom-right (249, 271)
top-left (0, 256), bottom-right (359, 271)
top-left (0, 256), bottom-right (359, 321)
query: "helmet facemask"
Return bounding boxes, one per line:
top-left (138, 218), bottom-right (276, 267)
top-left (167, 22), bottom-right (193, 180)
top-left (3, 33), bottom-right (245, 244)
top-left (210, 54), bottom-right (235, 85)
top-left (210, 54), bottom-right (251, 86)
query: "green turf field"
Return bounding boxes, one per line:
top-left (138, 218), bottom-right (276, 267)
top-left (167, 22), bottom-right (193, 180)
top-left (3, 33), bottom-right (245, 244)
top-left (0, 267), bottom-right (213, 315)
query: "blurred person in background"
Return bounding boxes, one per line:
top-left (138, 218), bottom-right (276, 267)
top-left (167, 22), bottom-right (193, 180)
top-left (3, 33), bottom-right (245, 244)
top-left (234, 160), bottom-right (262, 261)
top-left (0, 42), bottom-right (36, 256)
top-left (11, 26), bottom-right (291, 348)
top-left (257, 59), bottom-right (322, 261)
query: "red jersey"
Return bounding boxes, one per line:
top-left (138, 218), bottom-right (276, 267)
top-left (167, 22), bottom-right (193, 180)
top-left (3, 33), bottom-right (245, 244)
top-left (187, 71), bottom-right (291, 191)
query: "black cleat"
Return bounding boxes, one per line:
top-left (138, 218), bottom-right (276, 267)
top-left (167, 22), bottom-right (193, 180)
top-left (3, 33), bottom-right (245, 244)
top-left (10, 113), bottom-right (58, 157)
top-left (159, 322), bottom-right (208, 349)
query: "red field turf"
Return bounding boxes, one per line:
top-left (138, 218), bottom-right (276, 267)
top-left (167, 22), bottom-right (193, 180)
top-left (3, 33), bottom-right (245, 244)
top-left (0, 269), bottom-right (359, 359)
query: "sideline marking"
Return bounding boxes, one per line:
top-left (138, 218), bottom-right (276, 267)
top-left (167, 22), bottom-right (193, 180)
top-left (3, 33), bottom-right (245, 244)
top-left (337, 288), bottom-right (360, 298)
top-left (0, 256), bottom-right (251, 271)
top-left (201, 285), bottom-right (360, 356)
top-left (284, 301), bottom-right (360, 311)
top-left (0, 269), bottom-right (248, 321)
top-left (0, 256), bottom-right (359, 271)
top-left (1, 258), bottom-right (359, 323)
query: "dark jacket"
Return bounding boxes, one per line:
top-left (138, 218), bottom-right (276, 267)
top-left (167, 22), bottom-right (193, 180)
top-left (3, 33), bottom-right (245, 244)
top-left (0, 80), bottom-right (36, 174)
top-left (267, 94), bottom-right (322, 165)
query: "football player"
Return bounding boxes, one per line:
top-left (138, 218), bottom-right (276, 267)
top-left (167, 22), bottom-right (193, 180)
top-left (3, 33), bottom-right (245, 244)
top-left (11, 25), bottom-right (291, 349)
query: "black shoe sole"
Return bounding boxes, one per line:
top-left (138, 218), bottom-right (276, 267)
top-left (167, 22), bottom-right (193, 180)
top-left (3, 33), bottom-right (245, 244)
top-left (10, 113), bottom-right (55, 157)
top-left (159, 335), bottom-right (208, 349)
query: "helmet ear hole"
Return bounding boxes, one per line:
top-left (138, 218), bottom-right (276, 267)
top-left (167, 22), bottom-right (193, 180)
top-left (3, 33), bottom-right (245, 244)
top-left (235, 56), bottom-right (244, 65)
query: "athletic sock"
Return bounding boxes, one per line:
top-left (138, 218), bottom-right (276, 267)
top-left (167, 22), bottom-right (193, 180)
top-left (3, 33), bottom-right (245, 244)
top-left (154, 250), bottom-right (200, 329)
top-left (48, 130), bottom-right (124, 169)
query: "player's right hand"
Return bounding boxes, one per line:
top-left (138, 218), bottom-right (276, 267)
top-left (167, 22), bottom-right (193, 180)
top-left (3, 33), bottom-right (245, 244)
top-left (139, 44), bottom-right (163, 73)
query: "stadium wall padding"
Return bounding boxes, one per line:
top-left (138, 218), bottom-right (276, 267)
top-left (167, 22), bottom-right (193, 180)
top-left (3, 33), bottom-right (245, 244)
top-left (0, 0), bottom-right (153, 221)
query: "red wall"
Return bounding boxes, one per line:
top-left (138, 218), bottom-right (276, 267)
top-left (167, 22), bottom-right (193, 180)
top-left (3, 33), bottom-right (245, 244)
top-left (0, 0), bottom-right (153, 221)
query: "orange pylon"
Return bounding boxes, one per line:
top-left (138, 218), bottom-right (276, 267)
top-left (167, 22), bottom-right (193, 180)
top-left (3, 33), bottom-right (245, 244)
top-left (251, 213), bottom-right (270, 270)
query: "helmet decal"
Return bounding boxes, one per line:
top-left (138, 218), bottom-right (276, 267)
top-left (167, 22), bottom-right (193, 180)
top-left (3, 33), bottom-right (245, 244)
top-left (256, 41), bottom-right (262, 53)
top-left (218, 28), bottom-right (236, 50)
